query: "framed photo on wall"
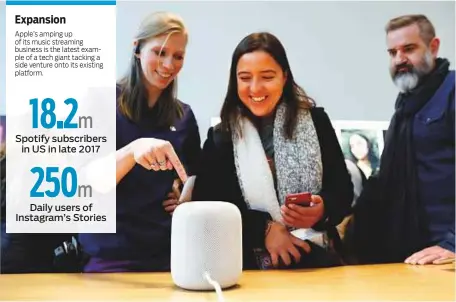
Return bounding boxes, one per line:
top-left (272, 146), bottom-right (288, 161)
top-left (331, 120), bottom-right (389, 179)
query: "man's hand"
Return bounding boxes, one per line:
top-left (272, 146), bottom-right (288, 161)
top-left (405, 245), bottom-right (455, 265)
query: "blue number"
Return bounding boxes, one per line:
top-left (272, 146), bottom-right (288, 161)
top-left (41, 98), bottom-right (57, 129)
top-left (64, 98), bottom-right (78, 128)
top-left (61, 167), bottom-right (77, 197)
top-left (45, 167), bottom-right (60, 198)
top-left (29, 98), bottom-right (78, 129)
top-left (30, 167), bottom-right (78, 198)
top-left (30, 167), bottom-right (45, 197)
top-left (30, 98), bottom-right (39, 129)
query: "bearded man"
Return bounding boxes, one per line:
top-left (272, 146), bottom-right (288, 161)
top-left (352, 14), bottom-right (455, 265)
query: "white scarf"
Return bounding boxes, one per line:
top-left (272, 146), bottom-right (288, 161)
top-left (232, 103), bottom-right (325, 242)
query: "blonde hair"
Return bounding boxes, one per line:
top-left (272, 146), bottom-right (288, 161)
top-left (135, 11), bottom-right (187, 44)
top-left (118, 11), bottom-right (188, 125)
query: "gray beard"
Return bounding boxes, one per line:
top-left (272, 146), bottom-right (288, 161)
top-left (394, 73), bottom-right (420, 93)
top-left (392, 51), bottom-right (434, 93)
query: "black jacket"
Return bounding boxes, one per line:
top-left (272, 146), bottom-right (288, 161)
top-left (192, 107), bottom-right (353, 269)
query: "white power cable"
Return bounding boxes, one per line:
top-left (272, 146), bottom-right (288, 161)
top-left (203, 271), bottom-right (225, 302)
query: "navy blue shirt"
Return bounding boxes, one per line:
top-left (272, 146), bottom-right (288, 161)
top-left (413, 71), bottom-right (455, 252)
top-left (79, 98), bottom-right (201, 272)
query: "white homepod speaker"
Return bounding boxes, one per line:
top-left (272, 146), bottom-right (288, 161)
top-left (171, 201), bottom-right (243, 291)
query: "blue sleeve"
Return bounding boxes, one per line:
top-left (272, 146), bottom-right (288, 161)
top-left (437, 229), bottom-right (455, 252)
top-left (439, 88), bottom-right (455, 253)
top-left (450, 86), bottom-right (454, 141)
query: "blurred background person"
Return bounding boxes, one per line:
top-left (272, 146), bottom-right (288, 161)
top-left (343, 130), bottom-right (380, 179)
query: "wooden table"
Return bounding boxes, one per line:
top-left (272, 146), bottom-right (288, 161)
top-left (0, 263), bottom-right (454, 301)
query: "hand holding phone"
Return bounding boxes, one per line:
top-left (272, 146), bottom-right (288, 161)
top-left (282, 194), bottom-right (324, 228)
top-left (285, 192), bottom-right (312, 207)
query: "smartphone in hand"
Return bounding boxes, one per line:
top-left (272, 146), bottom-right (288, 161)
top-left (285, 192), bottom-right (312, 207)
